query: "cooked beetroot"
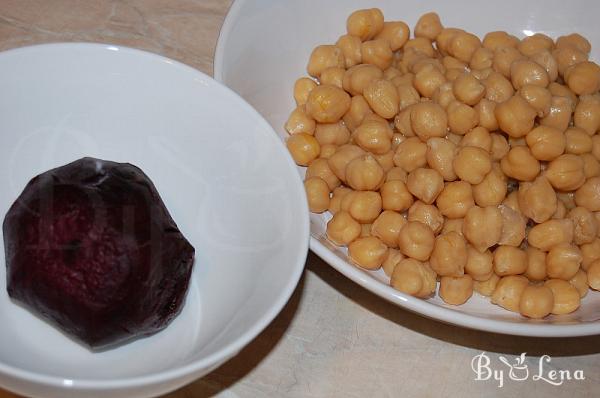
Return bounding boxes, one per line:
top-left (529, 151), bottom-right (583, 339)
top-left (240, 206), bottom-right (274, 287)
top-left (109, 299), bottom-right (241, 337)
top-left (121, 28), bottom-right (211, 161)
top-left (3, 157), bottom-right (195, 350)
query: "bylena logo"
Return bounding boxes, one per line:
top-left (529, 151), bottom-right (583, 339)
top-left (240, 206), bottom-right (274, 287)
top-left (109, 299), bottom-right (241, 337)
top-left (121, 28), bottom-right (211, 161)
top-left (471, 352), bottom-right (585, 388)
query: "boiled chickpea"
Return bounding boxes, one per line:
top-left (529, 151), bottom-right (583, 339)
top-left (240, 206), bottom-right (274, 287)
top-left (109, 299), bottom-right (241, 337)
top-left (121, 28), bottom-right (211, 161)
top-left (540, 96), bottom-right (573, 132)
top-left (397, 84), bottom-right (421, 111)
top-left (327, 210), bottom-right (361, 246)
top-left (336, 34), bottom-right (362, 68)
top-left (344, 98), bottom-right (373, 133)
top-left (348, 236), bottom-right (388, 270)
top-left (285, 105), bottom-right (316, 135)
top-left (328, 186), bottom-right (352, 214)
top-left (429, 231), bottom-right (468, 277)
top-left (474, 273), bottom-right (500, 297)
top-left (574, 94), bottom-right (600, 135)
top-left (490, 133), bottom-right (510, 161)
top-left (463, 206), bottom-right (502, 252)
top-left (565, 61), bottom-right (600, 95)
top-left (390, 258), bottom-right (437, 298)
top-left (443, 56), bottom-right (468, 71)
top-left (380, 180), bottom-right (413, 212)
top-left (493, 246), bottom-right (528, 276)
top-left (385, 166), bottom-right (407, 182)
top-left (518, 33), bottom-right (554, 55)
top-left (375, 21), bottom-right (410, 51)
top-left (371, 210), bottom-right (407, 248)
top-left (436, 28), bottom-right (465, 55)
top-left (404, 37), bottom-right (436, 58)
top-left (320, 67), bottom-right (345, 89)
top-left (394, 106), bottom-right (415, 137)
top-left (391, 133), bottom-right (406, 150)
top-left (407, 201), bottom-right (443, 234)
top-left (518, 176), bottom-right (557, 223)
top-left (528, 219), bottom-right (574, 251)
top-left (327, 144), bottom-right (365, 181)
top-left (498, 205), bottom-right (526, 247)
top-left (306, 158), bottom-right (341, 190)
top-left (424, 138), bottom-right (456, 182)
top-left (319, 144), bottom-right (337, 159)
top-left (575, 176), bottom-right (600, 212)
top-left (530, 50), bottom-right (559, 82)
top-left (414, 63), bottom-right (447, 98)
top-left (588, 260), bottom-right (600, 290)
top-left (406, 167), bottom-right (444, 205)
top-left (447, 100), bottom-right (479, 134)
top-left (546, 243), bottom-right (582, 280)
top-left (304, 177), bottom-right (330, 213)
top-left (500, 146), bottom-right (540, 181)
top-left (361, 39), bottom-right (393, 70)
top-left (465, 246), bottom-right (494, 281)
top-left (519, 85), bottom-right (552, 118)
top-left (483, 31), bottom-right (519, 51)
top-left (503, 191), bottom-right (522, 214)
top-left (525, 125), bottom-right (565, 161)
top-left (569, 269), bottom-right (589, 298)
top-left (393, 137), bottom-right (427, 172)
top-left (469, 47), bottom-right (494, 70)
top-left (449, 32), bottom-right (481, 63)
top-left (346, 8), bottom-right (384, 41)
top-left (287, 133), bottom-right (320, 166)
top-left (471, 67), bottom-right (494, 81)
top-left (552, 198), bottom-right (568, 219)
top-left (519, 285), bottom-right (554, 319)
top-left (565, 127), bottom-right (593, 155)
top-left (491, 275), bottom-right (529, 312)
top-left (374, 150), bottom-right (395, 172)
top-left (493, 46), bottom-right (525, 78)
top-left (495, 95), bottom-right (537, 138)
top-left (353, 117), bottom-right (392, 155)
top-left (306, 84), bottom-right (351, 123)
top-left (440, 275), bottom-right (473, 305)
top-left (545, 279), bottom-right (581, 314)
top-left (346, 155), bottom-right (385, 191)
top-left (557, 191), bottom-right (577, 210)
top-left (475, 99), bottom-right (499, 131)
top-left (582, 153), bottom-right (600, 179)
top-left (460, 127), bottom-right (491, 152)
top-left (453, 146), bottom-right (491, 184)
top-left (343, 64), bottom-right (384, 96)
top-left (414, 12), bottom-right (442, 40)
top-left (548, 82), bottom-right (578, 104)
top-left (360, 224), bottom-right (372, 240)
top-left (307, 45), bottom-right (345, 78)
top-left (431, 82), bottom-right (455, 110)
top-left (453, 72), bottom-right (486, 105)
top-left (447, 132), bottom-right (462, 145)
top-left (442, 218), bottom-right (464, 236)
top-left (594, 135), bottom-right (600, 160)
top-left (554, 46), bottom-right (588, 77)
top-left (473, 164), bottom-right (507, 207)
top-left (410, 102), bottom-right (448, 140)
top-left (314, 121), bottom-right (350, 146)
top-left (392, 72), bottom-right (415, 87)
top-left (294, 77), bottom-right (318, 106)
top-left (435, 181), bottom-right (474, 219)
top-left (398, 221), bottom-right (435, 261)
top-left (545, 154), bottom-right (586, 191)
top-left (483, 72), bottom-right (514, 103)
top-left (413, 57), bottom-right (446, 75)
top-left (511, 60), bottom-right (550, 89)
top-left (382, 248), bottom-right (405, 277)
top-left (556, 33), bottom-right (591, 53)
top-left (348, 191), bottom-right (382, 224)
top-left (568, 206), bottom-right (598, 245)
top-left (525, 247), bottom-right (547, 281)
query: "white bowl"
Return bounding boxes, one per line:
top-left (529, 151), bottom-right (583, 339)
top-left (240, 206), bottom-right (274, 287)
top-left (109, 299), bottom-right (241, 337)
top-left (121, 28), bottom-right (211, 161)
top-left (0, 43), bottom-right (309, 398)
top-left (214, 0), bottom-right (600, 337)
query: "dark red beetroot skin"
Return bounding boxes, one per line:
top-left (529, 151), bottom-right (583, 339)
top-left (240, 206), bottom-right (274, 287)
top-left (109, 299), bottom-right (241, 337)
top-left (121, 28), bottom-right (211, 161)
top-left (3, 157), bottom-right (195, 350)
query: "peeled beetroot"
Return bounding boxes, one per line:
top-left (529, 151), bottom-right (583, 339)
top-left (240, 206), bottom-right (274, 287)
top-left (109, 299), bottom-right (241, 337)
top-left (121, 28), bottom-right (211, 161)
top-left (3, 157), bottom-right (195, 350)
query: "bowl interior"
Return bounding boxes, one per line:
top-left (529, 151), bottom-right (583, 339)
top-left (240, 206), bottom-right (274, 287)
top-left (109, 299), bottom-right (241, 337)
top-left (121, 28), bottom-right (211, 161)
top-left (215, 0), bottom-right (600, 335)
top-left (0, 43), bottom-right (307, 382)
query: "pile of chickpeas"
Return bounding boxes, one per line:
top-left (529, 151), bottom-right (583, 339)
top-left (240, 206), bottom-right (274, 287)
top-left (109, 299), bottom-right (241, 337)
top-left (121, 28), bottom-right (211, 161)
top-left (285, 8), bottom-right (600, 319)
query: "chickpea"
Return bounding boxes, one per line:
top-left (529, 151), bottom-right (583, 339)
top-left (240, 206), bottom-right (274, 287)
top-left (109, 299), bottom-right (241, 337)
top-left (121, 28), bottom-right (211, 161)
top-left (552, 197), bottom-right (568, 219)
top-left (430, 83), bottom-right (455, 110)
top-left (582, 153), bottom-right (600, 179)
top-left (553, 46), bottom-right (588, 77)
top-left (581, 238), bottom-right (600, 271)
top-left (440, 275), bottom-right (473, 305)
top-left (336, 34), bottom-right (362, 68)
top-left (569, 269), bottom-right (589, 298)
top-left (423, 139), bottom-right (455, 183)
top-left (443, 56), bottom-right (468, 71)
top-left (519, 85), bottom-right (552, 118)
top-left (406, 201), bottom-right (443, 234)
top-left (343, 64), bottom-right (384, 96)
top-left (306, 158), bottom-right (341, 191)
top-left (575, 176), bottom-right (600, 212)
top-left (545, 279), bottom-right (581, 314)
top-left (375, 21), bottom-right (410, 51)
top-left (472, 164), bottom-right (506, 207)
top-left (371, 210), bottom-right (407, 248)
top-left (382, 248), bottom-right (405, 277)
top-left (319, 144), bottom-right (337, 159)
top-left (491, 275), bottom-right (529, 312)
top-left (343, 96), bottom-right (373, 132)
top-left (545, 154), bottom-right (586, 191)
top-left (314, 121), bottom-right (350, 146)
top-left (346, 8), bottom-right (384, 41)
top-left (525, 247), bottom-right (547, 281)
top-left (327, 210), bottom-right (361, 246)
top-left (285, 105), bottom-right (316, 135)
top-left (346, 155), bottom-right (385, 191)
top-left (465, 245), bottom-right (494, 281)
top-left (557, 191), bottom-right (577, 210)
top-left (434, 181), bottom-right (473, 219)
top-left (529, 50), bottom-right (559, 83)
top-left (518, 33), bottom-right (554, 56)
top-left (493, 47), bottom-right (525, 78)
top-left (594, 135), bottom-right (600, 161)
top-left (307, 45), bottom-right (345, 78)
top-left (469, 47), bottom-right (494, 70)
top-left (447, 132), bottom-right (462, 145)
top-left (471, 67), bottom-right (494, 81)
top-left (319, 67), bottom-right (345, 89)
top-left (452, 72), bottom-right (485, 106)
top-left (483, 72), bottom-right (514, 103)
top-left (548, 82), bottom-right (578, 104)
top-left (397, 84), bottom-right (421, 111)
top-left (294, 77), bottom-right (317, 106)
top-left (436, 28), bottom-right (465, 56)
top-left (446, 68), bottom-right (466, 82)
top-left (453, 146), bottom-right (492, 184)
top-left (398, 221), bottom-right (435, 261)
top-left (565, 61), bottom-right (600, 95)
top-left (306, 84), bottom-right (351, 123)
top-left (463, 206), bottom-right (502, 252)
top-left (460, 127), bottom-right (491, 152)
top-left (393, 137), bottom-right (427, 172)
top-left (567, 206), bottom-right (598, 245)
top-left (493, 245), bottom-right (527, 276)
top-left (390, 258), bottom-right (437, 298)
top-left (287, 133), bottom-right (320, 166)
top-left (394, 106), bottom-right (415, 137)
top-left (328, 186), bottom-right (352, 214)
top-left (574, 94), bottom-right (600, 135)
top-left (519, 285), bottom-right (554, 319)
top-left (565, 127), bottom-right (592, 155)
top-left (498, 204), bottom-right (526, 247)
top-left (525, 125), bottom-right (565, 161)
top-left (474, 273), bottom-right (500, 297)
top-left (353, 117), bottom-right (392, 154)
top-left (383, 66), bottom-right (402, 81)
top-left (449, 32), bottom-right (481, 63)
top-left (500, 146), bottom-right (540, 182)
top-left (391, 132), bottom-right (406, 150)
top-left (518, 176), bottom-right (557, 223)
top-left (540, 96), bottom-right (574, 132)
top-left (476, 99), bottom-right (499, 131)
top-left (328, 144), bottom-right (365, 181)
top-left (508, 137), bottom-right (526, 148)
top-left (380, 180), bottom-right (413, 212)
top-left (483, 31), bottom-right (519, 51)
top-left (556, 32), bottom-right (590, 52)
top-left (490, 133), bottom-right (510, 161)
top-left (410, 102), bottom-right (448, 140)
top-left (392, 72), bottom-right (415, 87)
top-left (385, 166), bottom-right (407, 182)
top-left (588, 260), bottom-right (600, 290)
top-left (404, 37), bottom-right (436, 58)
top-left (495, 95), bottom-right (537, 138)
top-left (414, 12), bottom-right (443, 40)
top-left (503, 191), bottom-right (522, 213)
top-left (406, 167), bottom-right (444, 205)
top-left (304, 177), bottom-right (330, 213)
top-left (428, 232), bottom-right (468, 277)
top-left (348, 236), bottom-right (388, 270)
top-left (546, 243), bottom-right (582, 280)
top-left (348, 191), bottom-right (382, 224)
top-left (528, 219), bottom-right (574, 251)
top-left (413, 63), bottom-right (447, 98)
top-left (442, 218), bottom-right (464, 236)
top-left (510, 60), bottom-right (550, 89)
top-left (374, 150), bottom-right (395, 172)
top-left (447, 100), bottom-right (479, 134)
top-left (361, 39), bottom-right (393, 70)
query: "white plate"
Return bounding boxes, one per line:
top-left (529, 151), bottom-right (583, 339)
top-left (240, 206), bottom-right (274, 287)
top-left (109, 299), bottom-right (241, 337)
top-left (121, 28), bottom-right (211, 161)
top-left (0, 43), bottom-right (309, 398)
top-left (214, 0), bottom-right (600, 337)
